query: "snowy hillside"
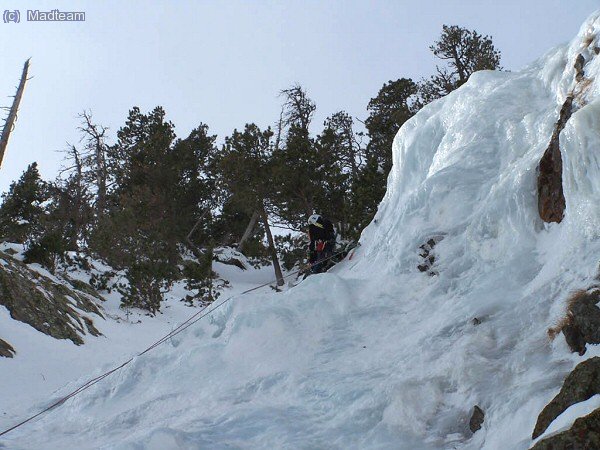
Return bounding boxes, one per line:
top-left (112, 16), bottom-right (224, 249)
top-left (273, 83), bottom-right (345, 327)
top-left (0, 246), bottom-right (279, 438)
top-left (4, 11), bottom-right (600, 450)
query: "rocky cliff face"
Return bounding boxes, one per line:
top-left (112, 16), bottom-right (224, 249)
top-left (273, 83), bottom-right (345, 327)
top-left (0, 250), bottom-right (104, 356)
top-left (533, 408), bottom-right (600, 449)
top-left (537, 44), bottom-right (598, 224)
top-left (537, 95), bottom-right (571, 223)
top-left (523, 25), bottom-right (600, 447)
top-left (532, 357), bottom-right (600, 448)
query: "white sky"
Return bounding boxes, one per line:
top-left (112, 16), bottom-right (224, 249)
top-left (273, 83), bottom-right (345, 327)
top-left (0, 0), bottom-right (598, 193)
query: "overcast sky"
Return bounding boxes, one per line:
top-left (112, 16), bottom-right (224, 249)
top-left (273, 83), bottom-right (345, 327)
top-left (0, 0), bottom-right (598, 193)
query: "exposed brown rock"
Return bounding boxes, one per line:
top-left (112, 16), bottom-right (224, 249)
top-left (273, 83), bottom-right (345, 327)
top-left (532, 407), bottom-right (600, 449)
top-left (551, 289), bottom-right (600, 355)
top-left (532, 357), bottom-right (600, 439)
top-left (537, 96), bottom-right (572, 223)
top-left (562, 321), bottom-right (586, 356)
top-left (469, 405), bottom-right (485, 433)
top-left (0, 338), bottom-right (15, 358)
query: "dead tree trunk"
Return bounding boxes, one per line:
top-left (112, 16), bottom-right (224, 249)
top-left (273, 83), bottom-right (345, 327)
top-left (237, 210), bottom-right (259, 253)
top-left (0, 59), bottom-right (30, 169)
top-left (274, 107), bottom-right (284, 152)
top-left (186, 209), bottom-right (210, 260)
top-left (260, 203), bottom-right (284, 286)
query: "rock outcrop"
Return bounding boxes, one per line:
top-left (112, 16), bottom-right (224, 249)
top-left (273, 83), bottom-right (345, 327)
top-left (532, 407), bottom-right (600, 449)
top-left (417, 236), bottom-right (443, 276)
top-left (532, 357), bottom-right (600, 439)
top-left (536, 51), bottom-right (594, 223)
top-left (537, 95), bottom-right (572, 223)
top-left (533, 286), bottom-right (600, 445)
top-left (553, 289), bottom-right (600, 355)
top-left (0, 251), bottom-right (104, 351)
top-left (0, 338), bottom-right (15, 358)
top-left (213, 247), bottom-right (247, 270)
top-left (469, 405), bottom-right (485, 433)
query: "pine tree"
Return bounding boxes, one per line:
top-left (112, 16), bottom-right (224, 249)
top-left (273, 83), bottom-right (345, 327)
top-left (419, 25), bottom-right (502, 104)
top-left (315, 111), bottom-right (363, 237)
top-left (348, 156), bottom-right (386, 236)
top-left (91, 107), bottom-right (181, 313)
top-left (0, 162), bottom-right (48, 244)
top-left (22, 193), bottom-right (70, 272)
top-left (271, 85), bottom-right (321, 228)
top-left (343, 78), bottom-right (419, 236)
top-left (56, 144), bottom-right (94, 250)
top-left (217, 124), bottom-right (284, 285)
top-left (170, 124), bottom-right (220, 249)
top-left (320, 112), bottom-right (363, 179)
top-left (365, 78), bottom-right (418, 174)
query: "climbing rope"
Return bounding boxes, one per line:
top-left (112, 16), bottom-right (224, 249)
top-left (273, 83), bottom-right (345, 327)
top-left (0, 248), bottom-right (353, 438)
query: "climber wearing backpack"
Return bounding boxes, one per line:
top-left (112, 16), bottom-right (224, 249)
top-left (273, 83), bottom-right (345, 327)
top-left (307, 214), bottom-right (336, 274)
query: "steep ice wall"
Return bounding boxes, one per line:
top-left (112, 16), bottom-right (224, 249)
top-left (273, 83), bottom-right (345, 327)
top-left (349, 13), bottom-right (600, 446)
top-left (4, 11), bottom-right (600, 450)
top-left (360, 10), bottom-right (600, 275)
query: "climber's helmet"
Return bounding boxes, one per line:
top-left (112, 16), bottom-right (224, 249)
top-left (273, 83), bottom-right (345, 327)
top-left (308, 214), bottom-right (321, 227)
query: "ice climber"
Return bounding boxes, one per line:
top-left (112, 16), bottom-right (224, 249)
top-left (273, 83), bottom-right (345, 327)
top-left (307, 214), bottom-right (336, 274)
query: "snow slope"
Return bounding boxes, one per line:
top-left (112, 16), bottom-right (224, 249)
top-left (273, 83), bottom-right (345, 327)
top-left (0, 251), bottom-right (278, 443)
top-left (4, 11), bottom-right (600, 450)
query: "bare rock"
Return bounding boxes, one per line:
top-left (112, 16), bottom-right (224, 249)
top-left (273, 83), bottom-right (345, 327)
top-left (532, 357), bottom-right (600, 439)
top-left (558, 289), bottom-right (600, 355)
top-left (532, 407), bottom-right (600, 449)
top-left (469, 405), bottom-right (485, 433)
top-left (562, 322), bottom-right (586, 356)
top-left (567, 290), bottom-right (600, 344)
top-left (537, 96), bottom-right (572, 223)
top-left (417, 236), bottom-right (443, 276)
top-left (213, 248), bottom-right (247, 270)
top-left (0, 251), bottom-right (103, 347)
top-left (0, 338), bottom-right (15, 358)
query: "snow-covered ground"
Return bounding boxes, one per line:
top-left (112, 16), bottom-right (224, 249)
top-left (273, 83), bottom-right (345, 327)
top-left (0, 249), bottom-right (279, 443)
top-left (3, 11), bottom-right (600, 450)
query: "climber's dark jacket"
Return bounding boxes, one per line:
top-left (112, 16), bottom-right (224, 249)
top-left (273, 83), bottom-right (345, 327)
top-left (308, 216), bottom-right (336, 266)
